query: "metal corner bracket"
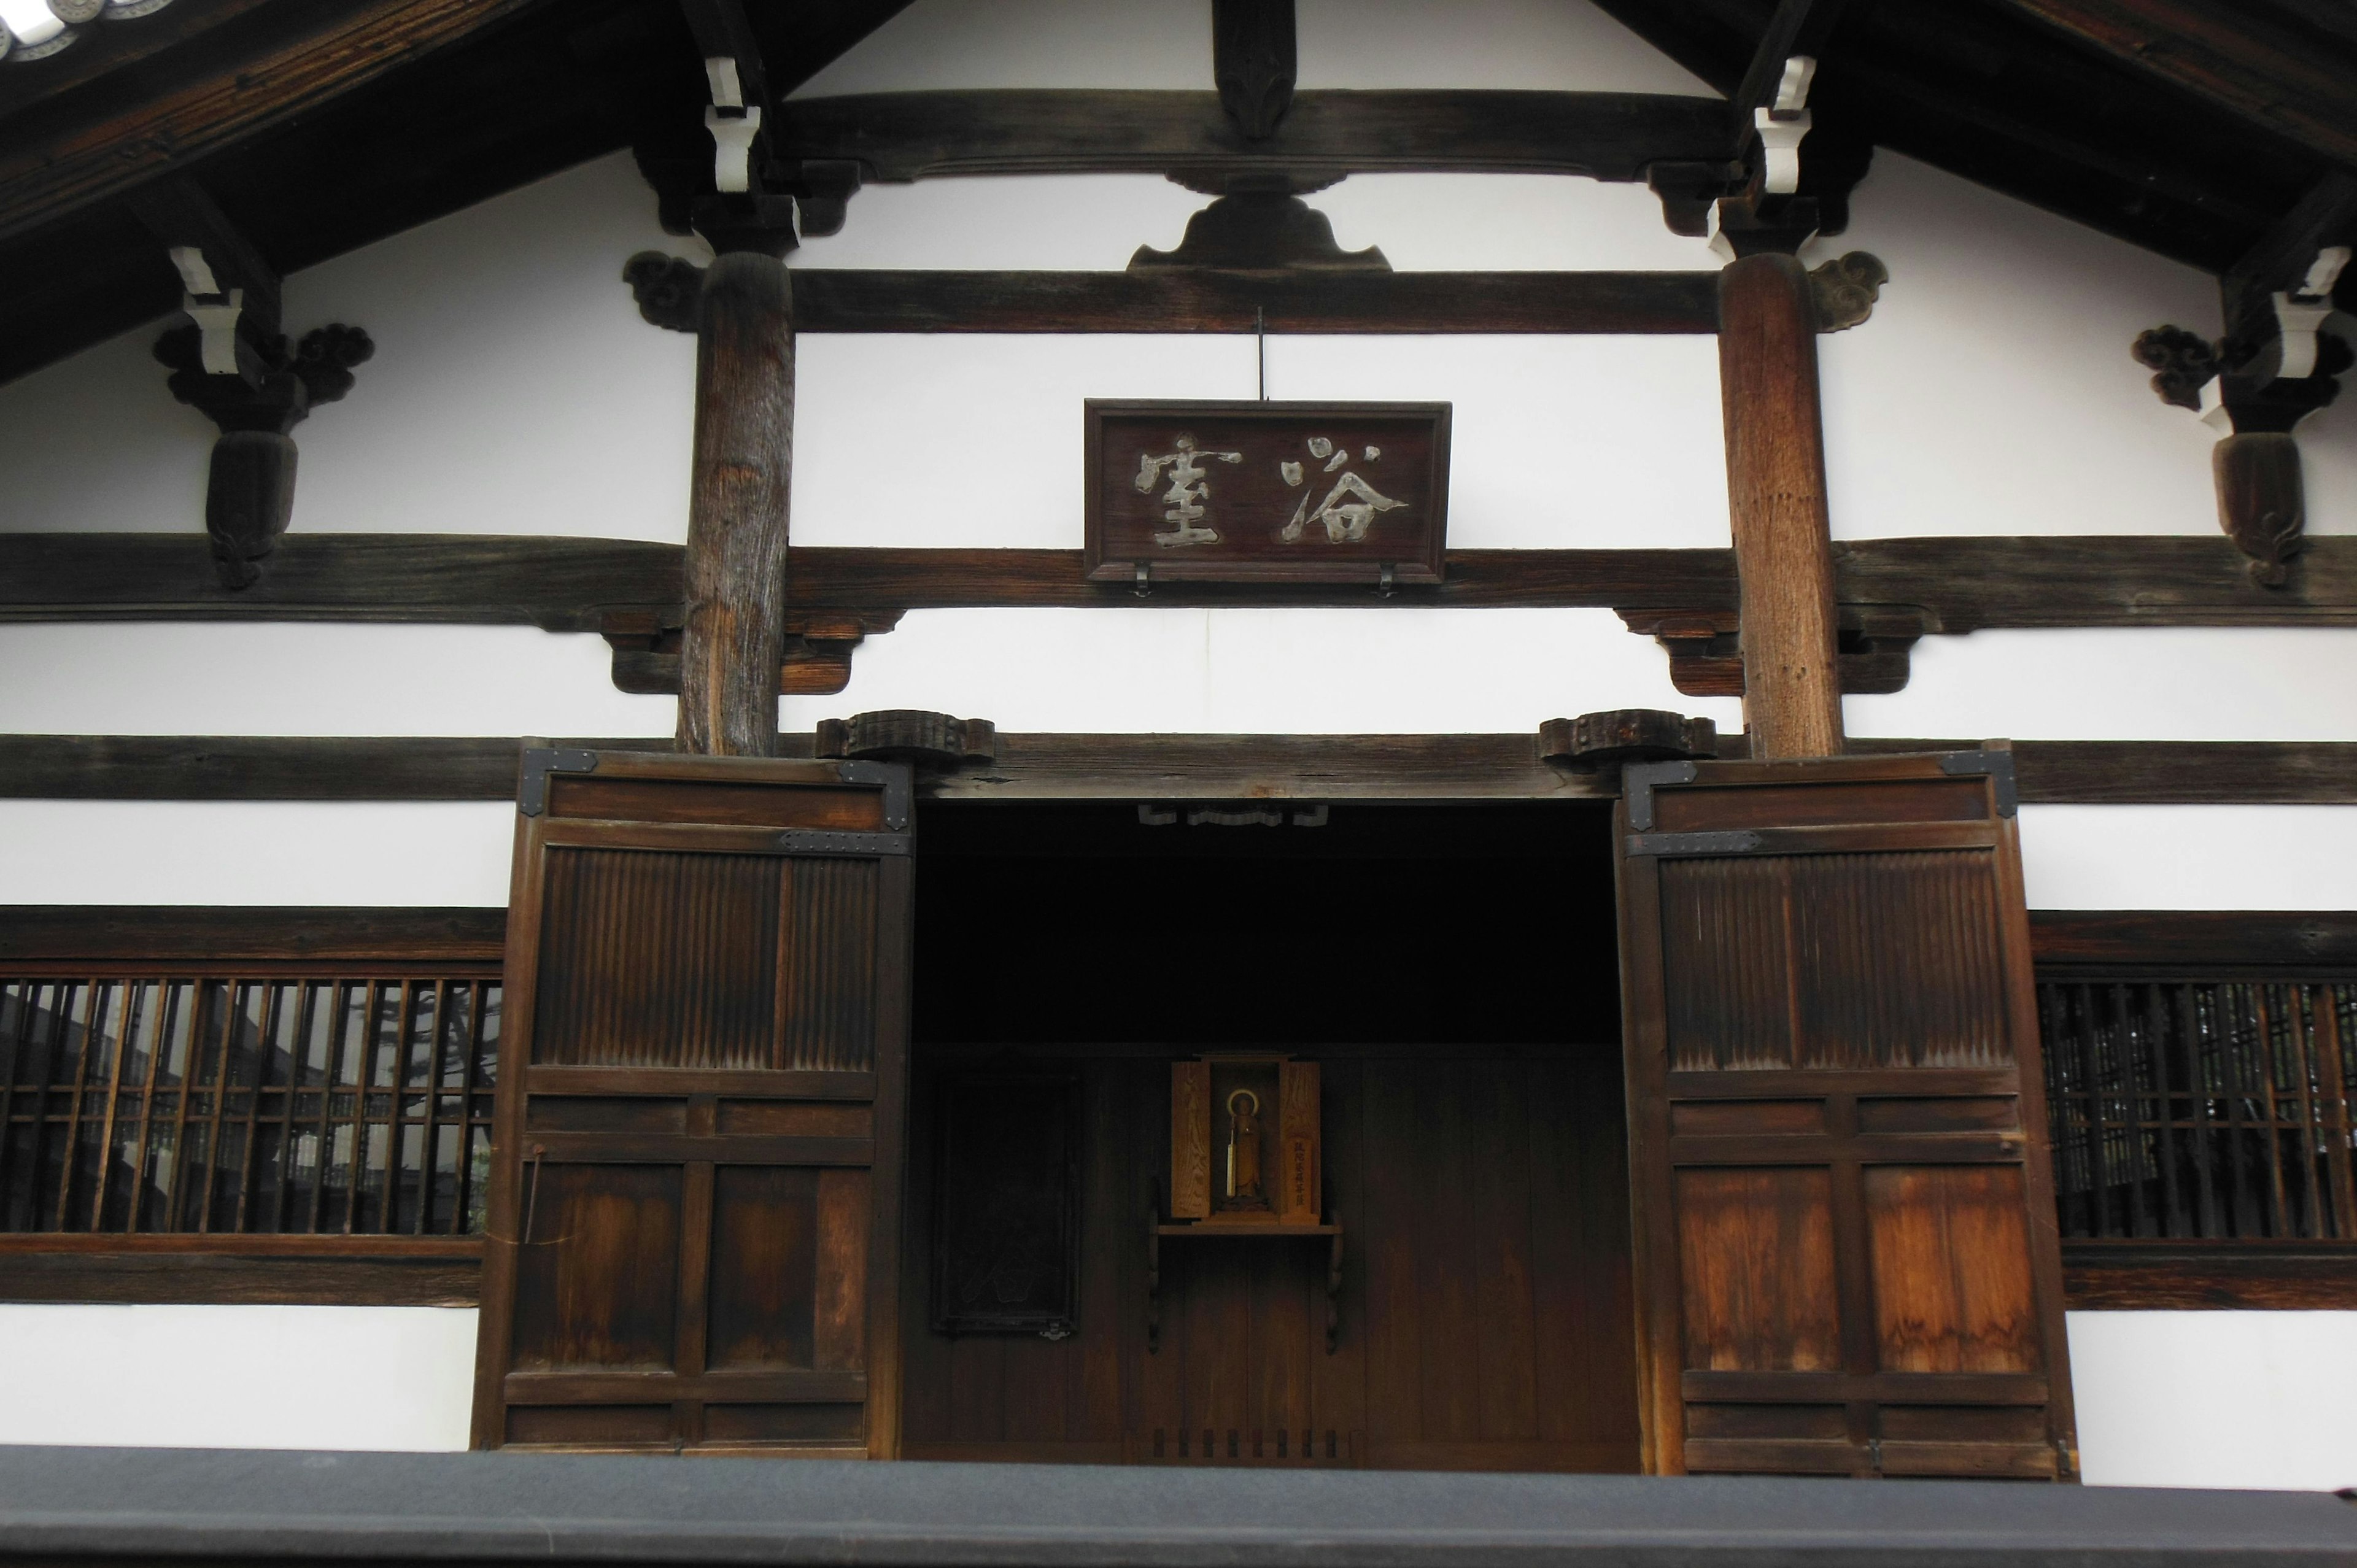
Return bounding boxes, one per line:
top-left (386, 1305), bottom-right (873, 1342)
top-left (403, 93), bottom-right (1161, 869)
top-left (1939, 749), bottom-right (2019, 816)
top-left (1621, 759), bottom-right (1700, 832)
top-left (836, 759), bottom-right (913, 832)
top-left (518, 747), bottom-right (600, 816)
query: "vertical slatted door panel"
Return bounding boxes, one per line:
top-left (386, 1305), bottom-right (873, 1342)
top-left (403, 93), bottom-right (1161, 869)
top-left (473, 751), bottom-right (912, 1456)
top-left (1617, 752), bottom-right (2073, 1481)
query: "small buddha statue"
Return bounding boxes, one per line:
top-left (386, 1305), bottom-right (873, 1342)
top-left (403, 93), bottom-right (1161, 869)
top-left (1225, 1088), bottom-right (1265, 1208)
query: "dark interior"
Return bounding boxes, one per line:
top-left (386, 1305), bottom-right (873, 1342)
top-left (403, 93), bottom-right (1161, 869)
top-left (900, 800), bottom-right (1642, 1470)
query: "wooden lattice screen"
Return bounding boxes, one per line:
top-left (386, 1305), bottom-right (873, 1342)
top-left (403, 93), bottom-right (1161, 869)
top-left (0, 974), bottom-right (499, 1236)
top-left (2039, 979), bottom-right (2357, 1242)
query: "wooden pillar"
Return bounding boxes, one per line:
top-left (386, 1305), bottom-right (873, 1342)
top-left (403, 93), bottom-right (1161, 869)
top-left (1718, 252), bottom-right (1844, 760)
top-left (677, 250), bottom-right (793, 755)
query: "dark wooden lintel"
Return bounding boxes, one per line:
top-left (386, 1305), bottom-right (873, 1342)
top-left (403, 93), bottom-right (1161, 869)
top-left (0, 1235), bottom-right (483, 1308)
top-left (0, 905), bottom-right (507, 965)
top-left (776, 89), bottom-right (1732, 185)
top-left (2062, 1240), bottom-right (2357, 1311)
top-left (788, 269), bottom-right (1719, 334)
top-left (4, 735), bottom-right (2353, 806)
top-left (2032, 909), bottom-right (2357, 975)
top-left (10, 535), bottom-right (2352, 630)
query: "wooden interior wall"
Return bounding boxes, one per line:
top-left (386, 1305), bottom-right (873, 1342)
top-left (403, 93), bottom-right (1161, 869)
top-left (900, 1045), bottom-right (1639, 1473)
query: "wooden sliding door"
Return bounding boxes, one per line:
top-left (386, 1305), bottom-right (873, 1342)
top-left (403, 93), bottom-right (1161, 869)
top-left (471, 750), bottom-right (912, 1456)
top-left (1616, 751), bottom-right (2076, 1480)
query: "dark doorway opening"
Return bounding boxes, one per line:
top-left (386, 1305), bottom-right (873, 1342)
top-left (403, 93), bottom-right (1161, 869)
top-left (901, 799), bottom-right (1641, 1472)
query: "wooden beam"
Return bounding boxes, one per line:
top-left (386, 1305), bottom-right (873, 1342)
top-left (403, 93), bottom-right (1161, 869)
top-left (0, 1235), bottom-right (482, 1308)
top-left (0, 0), bottom-right (282, 121)
top-left (6, 535), bottom-right (2357, 627)
top-left (677, 252), bottom-right (794, 755)
top-left (1832, 535), bottom-right (2357, 628)
top-left (2030, 908), bottom-right (2357, 973)
top-left (775, 89), bottom-right (1731, 185)
top-left (7, 735), bottom-right (2355, 807)
top-left (1717, 253), bottom-right (1844, 758)
top-left (2062, 1240), bottom-right (2357, 1310)
top-left (0, 533), bottom-right (683, 629)
top-left (1988, 0), bottom-right (2357, 171)
top-left (787, 269), bottom-right (1719, 334)
top-left (0, 0), bottom-right (549, 247)
top-left (0, 904), bottom-right (506, 964)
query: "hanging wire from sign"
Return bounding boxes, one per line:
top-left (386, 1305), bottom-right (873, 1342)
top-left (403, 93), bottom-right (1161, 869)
top-left (1256, 306), bottom-right (1268, 401)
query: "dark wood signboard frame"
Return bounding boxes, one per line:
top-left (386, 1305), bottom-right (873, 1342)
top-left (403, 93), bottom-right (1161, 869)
top-left (1084, 400), bottom-right (1450, 586)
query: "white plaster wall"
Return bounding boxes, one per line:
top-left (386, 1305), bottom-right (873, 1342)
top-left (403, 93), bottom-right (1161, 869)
top-left (0, 801), bottom-right (514, 906)
top-left (1817, 152), bottom-right (2357, 541)
top-left (0, 1305), bottom-right (474, 1451)
top-left (2069, 1312), bottom-right (2357, 1490)
top-left (0, 153), bottom-right (697, 543)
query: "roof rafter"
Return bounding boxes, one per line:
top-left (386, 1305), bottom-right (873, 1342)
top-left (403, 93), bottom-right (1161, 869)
top-left (1988, 0), bottom-right (2357, 171)
top-left (0, 0), bottom-right (549, 247)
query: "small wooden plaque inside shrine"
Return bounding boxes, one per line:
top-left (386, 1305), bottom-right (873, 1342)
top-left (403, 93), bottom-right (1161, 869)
top-left (1086, 400), bottom-right (1450, 585)
top-left (1169, 1055), bottom-right (1322, 1224)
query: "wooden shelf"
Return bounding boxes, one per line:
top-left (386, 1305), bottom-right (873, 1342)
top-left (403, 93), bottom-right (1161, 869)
top-left (1148, 1208), bottom-right (1344, 1355)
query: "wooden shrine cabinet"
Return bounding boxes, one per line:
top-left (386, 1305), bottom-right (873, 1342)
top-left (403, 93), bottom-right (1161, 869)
top-left (471, 749), bottom-right (913, 1456)
top-left (1614, 751), bottom-right (2076, 1481)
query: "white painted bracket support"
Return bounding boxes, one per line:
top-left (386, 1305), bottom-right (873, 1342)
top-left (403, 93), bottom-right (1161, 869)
top-left (168, 244), bottom-right (244, 377)
top-left (2266, 245), bottom-right (2351, 383)
top-left (1754, 55), bottom-right (1816, 196)
top-left (704, 55), bottom-right (761, 195)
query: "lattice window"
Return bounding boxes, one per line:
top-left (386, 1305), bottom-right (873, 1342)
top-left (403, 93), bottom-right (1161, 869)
top-left (0, 974), bottom-right (498, 1235)
top-left (2040, 980), bottom-right (2357, 1241)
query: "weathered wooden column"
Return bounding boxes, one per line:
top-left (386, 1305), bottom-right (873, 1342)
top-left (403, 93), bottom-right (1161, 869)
top-left (1718, 250), bottom-right (1844, 760)
top-left (676, 251), bottom-right (792, 755)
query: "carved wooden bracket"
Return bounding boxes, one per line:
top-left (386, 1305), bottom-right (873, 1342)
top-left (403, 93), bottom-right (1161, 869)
top-left (1809, 251), bottom-right (1887, 330)
top-left (601, 608), bottom-right (902, 698)
top-left (1538, 709), bottom-right (1717, 768)
top-left (1212, 0), bottom-right (1296, 142)
top-left (1618, 606), bottom-right (1922, 697)
top-left (2133, 305), bottom-right (2348, 586)
top-left (154, 321), bottom-right (373, 590)
top-left (1132, 180), bottom-right (1386, 271)
top-left (623, 252), bottom-right (705, 333)
top-left (815, 709), bottom-right (997, 769)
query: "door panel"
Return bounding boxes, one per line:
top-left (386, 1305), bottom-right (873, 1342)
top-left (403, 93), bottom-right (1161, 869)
top-left (1619, 751), bottom-right (2075, 1481)
top-left (474, 750), bottom-right (912, 1455)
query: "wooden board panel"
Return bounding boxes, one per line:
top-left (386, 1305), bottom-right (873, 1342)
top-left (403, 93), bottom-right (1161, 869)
top-left (1865, 1166), bottom-right (2039, 1375)
top-left (706, 1165), bottom-right (821, 1371)
top-left (1674, 1167), bottom-right (1841, 1373)
top-left (508, 1163), bottom-right (681, 1373)
top-left (901, 1048), bottom-right (1638, 1473)
top-left (1171, 1062), bottom-right (1211, 1221)
top-left (474, 756), bottom-right (913, 1454)
top-left (1618, 754), bottom-right (2075, 1478)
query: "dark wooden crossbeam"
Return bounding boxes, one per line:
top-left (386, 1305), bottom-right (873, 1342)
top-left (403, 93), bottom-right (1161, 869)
top-left (775, 89), bottom-right (1731, 184)
top-left (1732, 0), bottom-right (1851, 125)
top-left (2, 733), bottom-right (2351, 806)
top-left (1989, 0), bottom-right (2357, 170)
top-left (6, 534), bottom-right (2356, 628)
top-left (0, 0), bottom-right (549, 247)
top-left (788, 269), bottom-right (1718, 333)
